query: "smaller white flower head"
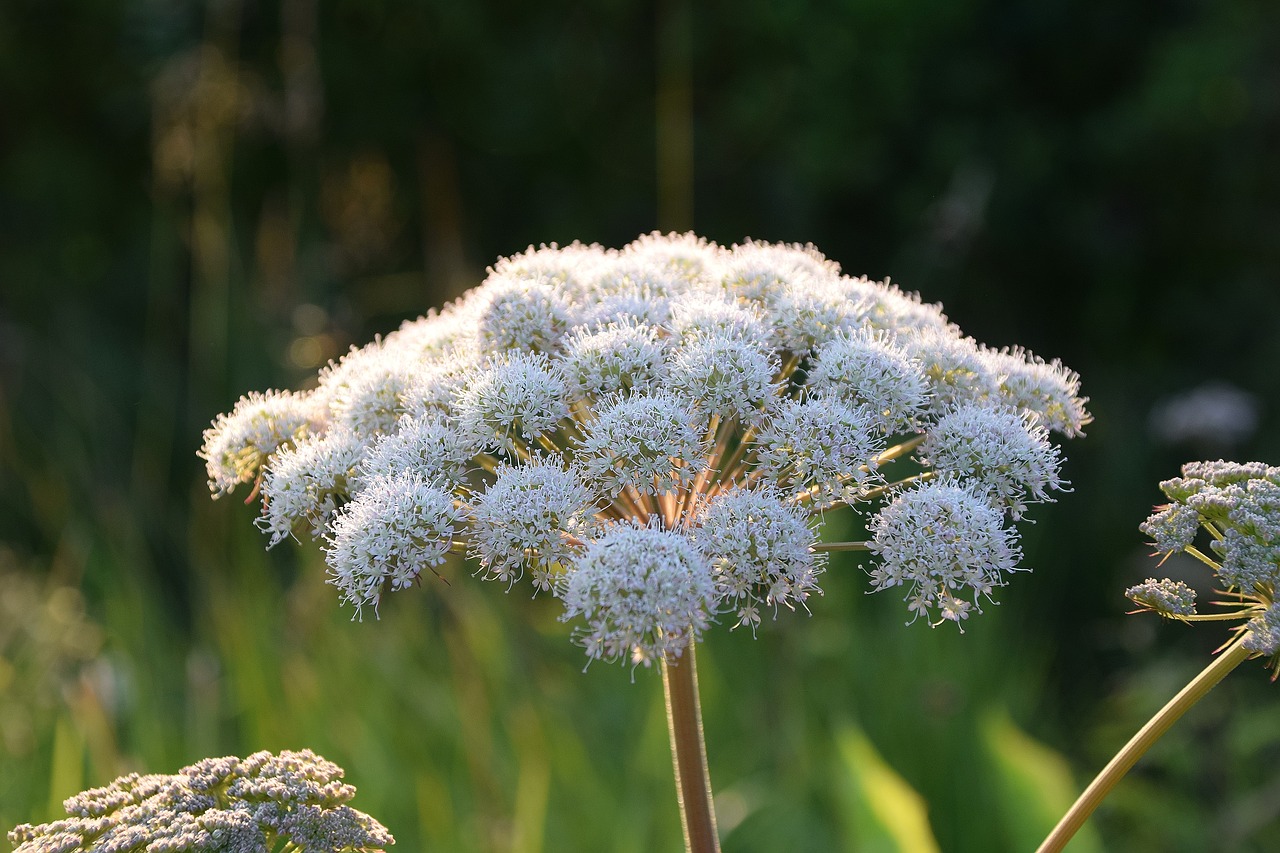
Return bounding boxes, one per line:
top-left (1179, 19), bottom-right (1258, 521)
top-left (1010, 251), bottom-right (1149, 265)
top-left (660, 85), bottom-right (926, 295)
top-left (690, 487), bottom-right (824, 631)
top-left (325, 472), bottom-right (465, 617)
top-left (401, 359), bottom-right (475, 418)
top-left (867, 479), bottom-right (1023, 627)
top-left (558, 321), bottom-right (669, 399)
top-left (574, 392), bottom-right (708, 496)
top-left (470, 459), bottom-right (599, 591)
top-left (669, 331), bottom-right (779, 426)
top-left (454, 351), bottom-right (569, 454)
top-left (763, 277), bottom-right (865, 356)
top-left (359, 413), bottom-right (477, 490)
top-left (752, 396), bottom-right (886, 504)
top-left (1215, 478), bottom-right (1280, 595)
top-left (381, 306), bottom-right (479, 363)
top-left (667, 293), bottom-right (767, 344)
top-left (989, 347), bottom-right (1092, 437)
top-left (720, 240), bottom-right (841, 305)
top-left (850, 279), bottom-right (953, 335)
top-left (491, 241), bottom-right (611, 302)
top-left (1139, 502), bottom-right (1203, 554)
top-left (920, 403), bottom-right (1065, 519)
top-left (806, 329), bottom-right (930, 433)
top-left (558, 523), bottom-right (716, 667)
top-left (319, 344), bottom-right (423, 436)
top-left (200, 390), bottom-right (317, 496)
top-left (258, 429), bottom-right (366, 546)
top-left (473, 274), bottom-right (573, 355)
top-left (902, 328), bottom-right (999, 412)
top-left (574, 284), bottom-right (674, 330)
top-left (621, 231), bottom-right (725, 283)
top-left (1125, 577), bottom-right (1198, 618)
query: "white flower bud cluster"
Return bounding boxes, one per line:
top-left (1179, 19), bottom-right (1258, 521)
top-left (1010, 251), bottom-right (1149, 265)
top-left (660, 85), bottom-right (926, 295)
top-left (1136, 460), bottom-right (1280, 669)
top-left (1125, 577), bottom-right (1198, 618)
top-left (7, 750), bottom-right (392, 853)
top-left (203, 233), bottom-right (1088, 660)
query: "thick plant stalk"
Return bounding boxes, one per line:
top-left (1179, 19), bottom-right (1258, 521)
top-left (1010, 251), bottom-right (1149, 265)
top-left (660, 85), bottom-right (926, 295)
top-left (663, 643), bottom-right (721, 853)
top-left (1037, 634), bottom-right (1252, 853)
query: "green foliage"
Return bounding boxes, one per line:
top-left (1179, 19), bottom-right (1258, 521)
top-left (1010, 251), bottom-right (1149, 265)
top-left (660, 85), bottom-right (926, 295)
top-left (834, 724), bottom-right (940, 853)
top-left (980, 708), bottom-right (1103, 853)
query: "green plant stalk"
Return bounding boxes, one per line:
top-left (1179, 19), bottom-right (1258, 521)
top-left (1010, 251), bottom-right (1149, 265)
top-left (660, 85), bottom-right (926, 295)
top-left (1036, 633), bottom-right (1253, 853)
top-left (663, 643), bottom-right (721, 853)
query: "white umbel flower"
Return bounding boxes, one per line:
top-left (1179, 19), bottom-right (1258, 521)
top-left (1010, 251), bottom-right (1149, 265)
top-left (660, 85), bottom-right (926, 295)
top-left (669, 332), bottom-right (778, 426)
top-left (470, 460), bottom-right (599, 590)
top-left (574, 392), bottom-right (708, 497)
top-left (258, 429), bottom-right (366, 545)
top-left (807, 329), bottom-right (929, 434)
top-left (691, 487), bottom-right (824, 631)
top-left (359, 413), bottom-right (477, 490)
top-left (668, 293), bottom-right (766, 344)
top-left (989, 346), bottom-right (1092, 437)
top-left (868, 479), bottom-right (1023, 627)
top-left (205, 231), bottom-right (1089, 642)
top-left (474, 274), bottom-right (573, 355)
top-left (919, 403), bottom-right (1065, 518)
top-left (751, 396), bottom-right (885, 504)
top-left (903, 328), bottom-right (999, 412)
top-left (558, 322), bottom-right (669, 399)
top-left (454, 351), bottom-right (570, 454)
top-left (559, 524), bottom-right (716, 667)
top-left (200, 389), bottom-right (317, 496)
top-left (319, 344), bottom-right (424, 436)
top-left (325, 472), bottom-right (465, 616)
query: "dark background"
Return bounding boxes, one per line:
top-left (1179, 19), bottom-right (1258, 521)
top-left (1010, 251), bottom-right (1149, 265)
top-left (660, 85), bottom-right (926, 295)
top-left (2, 0), bottom-right (1279, 850)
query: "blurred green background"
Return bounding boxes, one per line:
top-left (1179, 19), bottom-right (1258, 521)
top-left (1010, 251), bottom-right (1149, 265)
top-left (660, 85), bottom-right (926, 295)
top-left (2, 0), bottom-right (1279, 850)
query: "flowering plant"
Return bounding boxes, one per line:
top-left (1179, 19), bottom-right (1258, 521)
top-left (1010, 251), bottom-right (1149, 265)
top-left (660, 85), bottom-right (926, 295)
top-left (8, 750), bottom-right (391, 853)
top-left (1040, 459), bottom-right (1280, 851)
top-left (200, 233), bottom-right (1089, 850)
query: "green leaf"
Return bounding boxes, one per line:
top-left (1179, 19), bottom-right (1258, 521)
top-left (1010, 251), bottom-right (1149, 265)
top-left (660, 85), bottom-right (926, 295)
top-left (980, 707), bottom-right (1103, 853)
top-left (46, 715), bottom-right (84, 822)
top-left (834, 723), bottom-right (940, 853)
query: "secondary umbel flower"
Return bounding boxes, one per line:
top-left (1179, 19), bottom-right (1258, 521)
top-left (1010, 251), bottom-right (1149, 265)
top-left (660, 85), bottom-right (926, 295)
top-left (1125, 577), bottom-right (1198, 618)
top-left (470, 459), bottom-right (599, 590)
top-left (199, 390), bottom-right (316, 496)
top-left (560, 524), bottom-right (716, 667)
top-left (867, 479), bottom-right (1023, 627)
top-left (1132, 459), bottom-right (1280, 674)
top-left (919, 403), bottom-right (1064, 519)
top-left (326, 472), bottom-right (466, 616)
top-left (690, 487), bottom-right (824, 631)
top-left (7, 750), bottom-right (392, 853)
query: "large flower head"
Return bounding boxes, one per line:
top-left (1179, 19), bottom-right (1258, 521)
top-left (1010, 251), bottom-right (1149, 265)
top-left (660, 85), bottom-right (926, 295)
top-left (203, 233), bottom-right (1087, 662)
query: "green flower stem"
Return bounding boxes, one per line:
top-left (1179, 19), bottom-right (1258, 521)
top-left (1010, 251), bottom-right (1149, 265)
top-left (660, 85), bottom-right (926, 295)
top-left (663, 643), bottom-right (721, 853)
top-left (1036, 633), bottom-right (1253, 853)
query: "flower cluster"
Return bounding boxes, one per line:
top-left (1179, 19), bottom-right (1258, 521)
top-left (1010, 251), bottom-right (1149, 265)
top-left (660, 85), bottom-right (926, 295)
top-left (1130, 460), bottom-right (1280, 668)
top-left (8, 749), bottom-right (392, 853)
top-left (202, 233), bottom-right (1088, 663)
